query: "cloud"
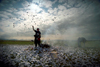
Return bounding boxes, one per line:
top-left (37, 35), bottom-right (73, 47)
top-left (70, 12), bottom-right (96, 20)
top-left (41, 0), bottom-right (100, 40)
top-left (58, 0), bottom-right (65, 3)
top-left (0, 0), bottom-right (17, 7)
top-left (39, 0), bottom-right (56, 8)
top-left (0, 0), bottom-right (100, 40)
top-left (58, 5), bottom-right (66, 10)
top-left (32, 0), bottom-right (40, 3)
top-left (0, 0), bottom-right (55, 40)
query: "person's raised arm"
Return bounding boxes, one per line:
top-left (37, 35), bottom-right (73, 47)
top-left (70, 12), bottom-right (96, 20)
top-left (32, 26), bottom-right (35, 32)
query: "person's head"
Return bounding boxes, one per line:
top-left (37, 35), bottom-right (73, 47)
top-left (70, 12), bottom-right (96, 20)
top-left (37, 28), bottom-right (39, 31)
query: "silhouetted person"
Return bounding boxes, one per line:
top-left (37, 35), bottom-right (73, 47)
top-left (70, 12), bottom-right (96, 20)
top-left (32, 26), bottom-right (41, 47)
top-left (78, 37), bottom-right (86, 47)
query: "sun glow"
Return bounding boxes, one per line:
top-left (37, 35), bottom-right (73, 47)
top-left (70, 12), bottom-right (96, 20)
top-left (29, 3), bottom-right (42, 13)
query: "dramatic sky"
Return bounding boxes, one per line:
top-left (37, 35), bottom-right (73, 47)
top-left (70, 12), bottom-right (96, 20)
top-left (0, 0), bottom-right (100, 40)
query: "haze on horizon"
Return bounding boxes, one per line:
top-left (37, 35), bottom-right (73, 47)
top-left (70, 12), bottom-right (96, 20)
top-left (0, 0), bottom-right (100, 41)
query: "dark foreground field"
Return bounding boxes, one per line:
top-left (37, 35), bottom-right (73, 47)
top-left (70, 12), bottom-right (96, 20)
top-left (0, 40), bottom-right (100, 67)
top-left (0, 44), bottom-right (100, 67)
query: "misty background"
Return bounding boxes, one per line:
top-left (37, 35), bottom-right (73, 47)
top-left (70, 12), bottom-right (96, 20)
top-left (0, 0), bottom-right (100, 41)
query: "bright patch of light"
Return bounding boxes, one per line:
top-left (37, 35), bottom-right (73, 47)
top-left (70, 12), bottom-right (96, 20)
top-left (29, 3), bottom-right (42, 13)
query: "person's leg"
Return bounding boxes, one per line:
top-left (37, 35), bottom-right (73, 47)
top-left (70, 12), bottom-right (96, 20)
top-left (38, 40), bottom-right (41, 47)
top-left (35, 40), bottom-right (37, 47)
